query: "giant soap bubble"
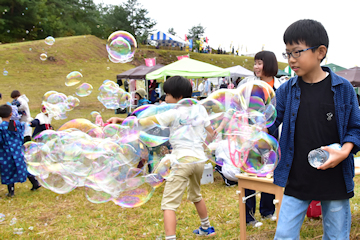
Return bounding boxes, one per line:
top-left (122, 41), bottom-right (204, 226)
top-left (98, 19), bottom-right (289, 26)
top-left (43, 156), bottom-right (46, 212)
top-left (24, 80), bottom-right (280, 207)
top-left (42, 91), bottom-right (80, 120)
top-left (106, 31), bottom-right (137, 63)
top-left (24, 113), bottom-right (172, 207)
top-left (97, 80), bottom-right (131, 109)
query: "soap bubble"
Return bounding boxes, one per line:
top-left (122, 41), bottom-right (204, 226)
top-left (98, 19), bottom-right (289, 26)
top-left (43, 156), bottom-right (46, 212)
top-left (40, 53), bottom-right (47, 61)
top-left (236, 79), bottom-right (276, 128)
top-left (3, 69), bottom-right (8, 76)
top-left (106, 31), bottom-right (137, 63)
top-left (0, 213), bottom-right (5, 222)
top-left (23, 123), bottom-right (166, 208)
top-left (23, 79), bottom-right (279, 207)
top-left (240, 131), bottom-right (280, 177)
top-left (39, 172), bottom-right (78, 194)
top-left (112, 179), bottom-right (155, 208)
top-left (42, 91), bottom-right (80, 119)
top-left (45, 36), bottom-right (55, 46)
top-left (108, 54), bottom-right (123, 63)
top-left (65, 71), bottom-right (83, 86)
top-left (97, 80), bottom-right (131, 109)
top-left (65, 96), bottom-right (80, 110)
top-left (76, 83), bottom-right (93, 97)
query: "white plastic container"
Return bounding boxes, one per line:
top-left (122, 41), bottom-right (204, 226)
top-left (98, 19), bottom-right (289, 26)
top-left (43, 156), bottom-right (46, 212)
top-left (201, 163), bottom-right (214, 185)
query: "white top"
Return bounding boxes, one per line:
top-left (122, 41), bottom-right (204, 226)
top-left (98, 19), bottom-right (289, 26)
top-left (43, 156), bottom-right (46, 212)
top-left (17, 94), bottom-right (32, 122)
top-left (155, 104), bottom-right (211, 161)
top-left (198, 82), bottom-right (204, 92)
top-left (215, 140), bottom-right (241, 181)
top-left (35, 112), bottom-right (52, 125)
top-left (17, 94), bottom-right (32, 136)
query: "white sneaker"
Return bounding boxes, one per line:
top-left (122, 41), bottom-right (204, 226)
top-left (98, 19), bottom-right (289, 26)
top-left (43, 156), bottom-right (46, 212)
top-left (262, 214), bottom-right (277, 221)
top-left (247, 220), bottom-right (263, 228)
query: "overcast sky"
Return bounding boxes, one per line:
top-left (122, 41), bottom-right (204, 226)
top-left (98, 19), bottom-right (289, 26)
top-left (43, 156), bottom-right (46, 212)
top-left (94, 0), bottom-right (359, 69)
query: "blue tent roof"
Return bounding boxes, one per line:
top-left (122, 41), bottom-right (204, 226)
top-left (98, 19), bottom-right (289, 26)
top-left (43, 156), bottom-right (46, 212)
top-left (148, 31), bottom-right (187, 47)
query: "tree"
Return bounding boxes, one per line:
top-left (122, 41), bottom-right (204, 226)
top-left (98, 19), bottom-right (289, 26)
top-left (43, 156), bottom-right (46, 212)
top-left (188, 24), bottom-right (206, 51)
top-left (168, 27), bottom-right (176, 36)
top-left (188, 24), bottom-right (205, 40)
top-left (123, 0), bottom-right (156, 43)
top-left (0, 0), bottom-right (47, 42)
top-left (0, 0), bottom-right (157, 44)
top-left (101, 4), bottom-right (132, 39)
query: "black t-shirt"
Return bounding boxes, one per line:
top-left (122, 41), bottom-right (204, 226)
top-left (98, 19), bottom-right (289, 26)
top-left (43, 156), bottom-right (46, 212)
top-left (284, 74), bottom-right (353, 200)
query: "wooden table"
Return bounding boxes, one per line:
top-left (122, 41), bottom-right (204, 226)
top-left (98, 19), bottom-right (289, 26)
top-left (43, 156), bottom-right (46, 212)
top-left (236, 169), bottom-right (360, 240)
top-left (235, 174), bottom-right (283, 240)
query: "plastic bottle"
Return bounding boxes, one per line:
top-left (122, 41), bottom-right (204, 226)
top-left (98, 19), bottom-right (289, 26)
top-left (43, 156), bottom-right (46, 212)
top-left (308, 143), bottom-right (342, 168)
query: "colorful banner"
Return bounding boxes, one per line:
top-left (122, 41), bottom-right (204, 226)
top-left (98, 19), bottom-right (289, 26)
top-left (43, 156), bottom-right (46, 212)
top-left (189, 39), bottom-right (193, 49)
top-left (145, 58), bottom-right (156, 67)
top-left (177, 55), bottom-right (189, 60)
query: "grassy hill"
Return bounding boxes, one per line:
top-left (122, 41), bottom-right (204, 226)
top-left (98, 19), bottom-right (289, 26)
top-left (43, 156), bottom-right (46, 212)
top-left (0, 35), bottom-right (288, 129)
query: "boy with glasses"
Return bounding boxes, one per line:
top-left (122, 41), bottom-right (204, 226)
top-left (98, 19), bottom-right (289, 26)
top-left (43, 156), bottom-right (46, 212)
top-left (269, 19), bottom-right (360, 239)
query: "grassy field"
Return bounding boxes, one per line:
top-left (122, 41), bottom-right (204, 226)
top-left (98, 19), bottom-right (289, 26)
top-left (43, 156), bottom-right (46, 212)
top-left (0, 173), bottom-right (359, 239)
top-left (0, 35), bottom-right (359, 239)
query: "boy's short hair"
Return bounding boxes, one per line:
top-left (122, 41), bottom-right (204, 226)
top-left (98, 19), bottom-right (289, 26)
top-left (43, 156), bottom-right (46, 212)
top-left (11, 90), bottom-right (21, 99)
top-left (283, 19), bottom-right (329, 62)
top-left (164, 76), bottom-right (192, 99)
top-left (0, 104), bottom-right (12, 118)
top-left (254, 51), bottom-right (278, 77)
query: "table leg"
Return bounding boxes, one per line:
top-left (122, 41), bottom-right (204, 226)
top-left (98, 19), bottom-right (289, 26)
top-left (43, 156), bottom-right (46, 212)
top-left (239, 185), bottom-right (246, 240)
top-left (274, 187), bottom-right (283, 224)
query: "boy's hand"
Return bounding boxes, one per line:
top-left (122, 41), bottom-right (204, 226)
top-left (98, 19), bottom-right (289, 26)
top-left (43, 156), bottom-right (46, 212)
top-left (318, 142), bottom-right (353, 170)
top-left (106, 117), bottom-right (124, 124)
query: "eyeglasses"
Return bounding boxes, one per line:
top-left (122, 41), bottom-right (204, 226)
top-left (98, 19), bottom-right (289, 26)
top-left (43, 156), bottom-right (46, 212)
top-left (282, 46), bottom-right (320, 59)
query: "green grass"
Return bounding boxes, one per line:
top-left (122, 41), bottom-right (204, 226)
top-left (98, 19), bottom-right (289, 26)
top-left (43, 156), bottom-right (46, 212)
top-left (0, 173), bottom-right (359, 239)
top-left (0, 35), bottom-right (358, 239)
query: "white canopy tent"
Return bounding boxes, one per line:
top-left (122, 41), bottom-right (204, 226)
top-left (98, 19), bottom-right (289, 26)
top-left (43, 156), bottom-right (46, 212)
top-left (225, 65), bottom-right (254, 78)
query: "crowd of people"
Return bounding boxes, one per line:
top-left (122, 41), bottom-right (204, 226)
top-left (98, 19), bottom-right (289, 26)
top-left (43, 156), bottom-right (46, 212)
top-left (1, 18), bottom-right (360, 239)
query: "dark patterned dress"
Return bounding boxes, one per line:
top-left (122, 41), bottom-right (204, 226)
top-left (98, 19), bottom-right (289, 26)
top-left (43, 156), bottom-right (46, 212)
top-left (0, 120), bottom-right (27, 185)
